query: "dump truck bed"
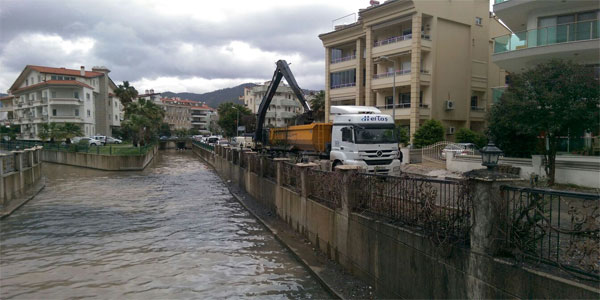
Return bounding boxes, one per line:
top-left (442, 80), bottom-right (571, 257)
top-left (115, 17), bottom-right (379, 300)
top-left (269, 123), bottom-right (332, 154)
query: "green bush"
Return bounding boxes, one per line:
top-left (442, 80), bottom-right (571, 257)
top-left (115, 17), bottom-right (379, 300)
top-left (413, 119), bottom-right (444, 148)
top-left (455, 128), bottom-right (487, 148)
top-left (395, 126), bottom-right (410, 146)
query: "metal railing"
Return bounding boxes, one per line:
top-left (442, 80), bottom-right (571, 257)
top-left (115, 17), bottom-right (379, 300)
top-left (493, 20), bottom-right (599, 54)
top-left (248, 154), bottom-right (260, 174)
top-left (375, 103), bottom-right (411, 109)
top-left (354, 173), bottom-right (472, 243)
top-left (1, 141), bottom-right (155, 156)
top-left (374, 34), bottom-right (412, 47)
top-left (192, 140), bottom-right (214, 152)
top-left (263, 158), bottom-right (277, 180)
top-left (331, 55), bottom-right (356, 64)
top-left (2, 155), bottom-right (15, 173)
top-left (372, 69), bottom-right (411, 79)
top-left (330, 82), bottom-right (356, 89)
top-left (280, 162), bottom-right (301, 193)
top-left (499, 186), bottom-right (600, 280)
top-left (306, 169), bottom-right (342, 209)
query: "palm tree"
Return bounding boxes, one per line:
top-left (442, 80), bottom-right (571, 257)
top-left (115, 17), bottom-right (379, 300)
top-left (122, 98), bottom-right (165, 146)
top-left (59, 123), bottom-right (83, 144)
top-left (114, 81), bottom-right (139, 107)
top-left (310, 90), bottom-right (325, 122)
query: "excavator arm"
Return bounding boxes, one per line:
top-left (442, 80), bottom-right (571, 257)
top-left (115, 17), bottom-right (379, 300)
top-left (254, 60), bottom-right (313, 144)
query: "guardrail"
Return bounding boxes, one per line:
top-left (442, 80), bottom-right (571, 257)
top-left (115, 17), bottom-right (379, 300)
top-left (500, 185), bottom-right (599, 280)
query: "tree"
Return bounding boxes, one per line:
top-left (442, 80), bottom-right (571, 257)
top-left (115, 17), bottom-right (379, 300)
top-left (59, 123), bottom-right (83, 144)
top-left (122, 98), bottom-right (165, 146)
top-left (413, 119), bottom-right (444, 148)
top-left (310, 90), bottom-right (325, 122)
top-left (0, 125), bottom-right (19, 141)
top-left (159, 123), bottom-right (172, 137)
top-left (487, 59), bottom-right (599, 185)
top-left (217, 102), bottom-right (251, 137)
top-left (455, 128), bottom-right (487, 148)
top-left (114, 81), bottom-right (139, 107)
top-left (395, 126), bottom-right (410, 146)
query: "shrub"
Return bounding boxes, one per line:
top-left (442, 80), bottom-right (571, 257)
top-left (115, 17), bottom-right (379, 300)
top-left (413, 119), bottom-right (444, 148)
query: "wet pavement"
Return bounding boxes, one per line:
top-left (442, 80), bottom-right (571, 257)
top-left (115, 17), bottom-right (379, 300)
top-left (0, 150), bottom-right (331, 299)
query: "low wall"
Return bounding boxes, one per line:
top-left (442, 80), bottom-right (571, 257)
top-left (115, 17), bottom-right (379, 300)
top-left (447, 153), bottom-right (600, 188)
top-left (0, 146), bottom-right (44, 217)
top-left (193, 144), bottom-right (599, 299)
top-left (41, 145), bottom-right (158, 171)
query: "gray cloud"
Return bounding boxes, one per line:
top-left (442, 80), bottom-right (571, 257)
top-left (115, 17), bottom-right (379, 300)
top-left (0, 0), bottom-right (356, 92)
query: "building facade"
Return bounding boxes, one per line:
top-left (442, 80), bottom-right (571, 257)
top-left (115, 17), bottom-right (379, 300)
top-left (319, 0), bottom-right (509, 140)
top-left (5, 65), bottom-right (122, 140)
top-left (240, 82), bottom-right (303, 127)
top-left (492, 0), bottom-right (599, 89)
top-left (152, 97), bottom-right (215, 134)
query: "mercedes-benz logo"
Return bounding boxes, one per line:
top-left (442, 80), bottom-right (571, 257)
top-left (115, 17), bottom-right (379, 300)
top-left (376, 150), bottom-right (383, 157)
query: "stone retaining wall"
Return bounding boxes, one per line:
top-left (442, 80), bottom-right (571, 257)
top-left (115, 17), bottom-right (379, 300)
top-left (41, 145), bottom-right (158, 171)
top-left (0, 146), bottom-right (44, 217)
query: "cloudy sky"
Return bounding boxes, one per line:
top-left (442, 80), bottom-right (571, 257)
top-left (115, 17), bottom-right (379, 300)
top-left (0, 0), bottom-right (494, 94)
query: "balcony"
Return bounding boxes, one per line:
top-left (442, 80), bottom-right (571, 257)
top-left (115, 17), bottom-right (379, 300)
top-left (371, 70), bottom-right (411, 90)
top-left (470, 106), bottom-right (487, 119)
top-left (330, 55), bottom-right (357, 72)
top-left (49, 116), bottom-right (84, 123)
top-left (493, 20), bottom-right (599, 72)
top-left (49, 97), bottom-right (84, 105)
top-left (331, 55), bottom-right (356, 64)
top-left (372, 33), bottom-right (430, 56)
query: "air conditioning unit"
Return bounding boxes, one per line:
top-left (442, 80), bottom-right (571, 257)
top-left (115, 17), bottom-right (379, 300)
top-left (447, 127), bottom-right (456, 135)
top-left (445, 100), bottom-right (455, 110)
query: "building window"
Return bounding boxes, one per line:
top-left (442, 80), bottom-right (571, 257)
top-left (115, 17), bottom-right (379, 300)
top-left (86, 93), bottom-right (90, 100)
top-left (51, 91), bottom-right (56, 98)
top-left (471, 95), bottom-right (478, 108)
top-left (87, 109), bottom-right (91, 117)
top-left (52, 109), bottom-right (57, 116)
top-left (74, 109), bottom-right (79, 116)
top-left (31, 77), bottom-right (34, 84)
top-left (115, 115), bottom-right (118, 121)
top-left (330, 69), bottom-right (356, 89)
top-left (475, 17), bottom-right (482, 26)
top-left (74, 91), bottom-right (79, 99)
top-left (25, 79), bottom-right (29, 86)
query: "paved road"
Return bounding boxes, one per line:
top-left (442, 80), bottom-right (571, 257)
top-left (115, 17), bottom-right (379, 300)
top-left (0, 150), bottom-right (331, 299)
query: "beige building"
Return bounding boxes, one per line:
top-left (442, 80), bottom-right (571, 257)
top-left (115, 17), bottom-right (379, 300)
top-left (154, 97), bottom-right (215, 134)
top-left (240, 82), bottom-right (304, 127)
top-left (4, 65), bottom-right (122, 140)
top-left (319, 0), bottom-right (509, 141)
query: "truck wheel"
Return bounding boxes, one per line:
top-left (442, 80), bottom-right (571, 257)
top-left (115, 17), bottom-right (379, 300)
top-left (332, 160), bottom-right (342, 171)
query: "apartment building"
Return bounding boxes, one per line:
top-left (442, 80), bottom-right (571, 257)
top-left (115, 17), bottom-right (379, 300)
top-left (240, 81), bottom-right (303, 127)
top-left (156, 97), bottom-right (215, 134)
top-left (5, 65), bottom-right (122, 140)
top-left (319, 0), bottom-right (509, 140)
top-left (0, 95), bottom-right (15, 126)
top-left (491, 0), bottom-right (599, 100)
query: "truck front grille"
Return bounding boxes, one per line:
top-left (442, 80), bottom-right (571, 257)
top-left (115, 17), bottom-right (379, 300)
top-left (364, 159), bottom-right (393, 166)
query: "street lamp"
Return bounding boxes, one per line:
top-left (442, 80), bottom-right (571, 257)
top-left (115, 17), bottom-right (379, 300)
top-left (379, 55), bottom-right (396, 122)
top-left (480, 141), bottom-right (503, 170)
top-left (232, 106), bottom-right (240, 137)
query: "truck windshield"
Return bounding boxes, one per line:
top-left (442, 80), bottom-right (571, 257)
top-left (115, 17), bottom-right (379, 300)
top-left (354, 126), bottom-right (396, 144)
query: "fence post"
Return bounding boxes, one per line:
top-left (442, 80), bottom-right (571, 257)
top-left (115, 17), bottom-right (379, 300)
top-left (0, 154), bottom-right (5, 206)
top-left (466, 170), bottom-right (520, 255)
top-left (96, 145), bottom-right (100, 155)
top-left (13, 150), bottom-right (24, 192)
top-left (110, 145), bottom-right (112, 155)
top-left (273, 158), bottom-right (290, 187)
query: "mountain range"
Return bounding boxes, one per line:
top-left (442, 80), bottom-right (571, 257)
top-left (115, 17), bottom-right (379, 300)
top-left (161, 83), bottom-right (256, 109)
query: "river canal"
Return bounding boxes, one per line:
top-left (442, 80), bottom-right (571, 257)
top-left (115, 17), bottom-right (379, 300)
top-left (0, 151), bottom-right (331, 299)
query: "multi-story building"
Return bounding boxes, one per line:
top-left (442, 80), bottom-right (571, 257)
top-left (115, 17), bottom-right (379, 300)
top-left (155, 97), bottom-right (215, 134)
top-left (5, 65), bottom-right (122, 140)
top-left (319, 0), bottom-right (509, 140)
top-left (240, 81), bottom-right (303, 127)
top-left (0, 95), bottom-right (15, 126)
top-left (491, 0), bottom-right (599, 100)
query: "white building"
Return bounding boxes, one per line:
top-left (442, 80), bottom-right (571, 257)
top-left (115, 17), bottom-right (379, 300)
top-left (491, 0), bottom-right (599, 99)
top-left (240, 81), bottom-right (304, 127)
top-left (5, 65), bottom-right (123, 140)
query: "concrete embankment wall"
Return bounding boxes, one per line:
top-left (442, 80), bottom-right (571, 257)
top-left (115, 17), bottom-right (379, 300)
top-left (41, 145), bottom-right (158, 171)
top-left (0, 147), bottom-right (44, 217)
top-left (193, 144), bottom-right (599, 299)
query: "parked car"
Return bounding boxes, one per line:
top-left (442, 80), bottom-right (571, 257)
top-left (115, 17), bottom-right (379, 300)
top-left (72, 137), bottom-right (102, 146)
top-left (160, 136), bottom-right (169, 140)
top-left (441, 143), bottom-right (478, 159)
top-left (217, 139), bottom-right (229, 146)
top-left (106, 137), bottom-right (122, 144)
top-left (207, 136), bottom-right (219, 145)
top-left (92, 135), bottom-right (107, 145)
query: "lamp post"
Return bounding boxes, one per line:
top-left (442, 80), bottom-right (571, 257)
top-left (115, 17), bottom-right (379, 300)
top-left (379, 55), bottom-right (396, 122)
top-left (480, 141), bottom-right (503, 170)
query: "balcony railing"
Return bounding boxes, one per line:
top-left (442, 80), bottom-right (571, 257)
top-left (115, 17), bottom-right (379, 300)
top-left (494, 0), bottom-right (510, 4)
top-left (376, 103), bottom-right (411, 109)
top-left (373, 69), bottom-right (411, 79)
top-left (493, 20), bottom-right (599, 54)
top-left (331, 55), bottom-right (356, 64)
top-left (373, 33), bottom-right (431, 47)
top-left (330, 82), bottom-right (356, 89)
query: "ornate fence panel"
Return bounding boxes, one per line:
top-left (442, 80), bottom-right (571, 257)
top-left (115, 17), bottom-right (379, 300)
top-left (280, 162), bottom-right (301, 193)
top-left (2, 155), bottom-right (15, 173)
top-left (306, 169), bottom-right (343, 209)
top-left (263, 158), bottom-right (277, 180)
top-left (354, 173), bottom-right (472, 244)
top-left (421, 141), bottom-right (455, 165)
top-left (500, 186), bottom-right (599, 280)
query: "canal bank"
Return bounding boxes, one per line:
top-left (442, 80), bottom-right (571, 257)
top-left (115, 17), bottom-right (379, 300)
top-left (0, 150), bottom-right (332, 299)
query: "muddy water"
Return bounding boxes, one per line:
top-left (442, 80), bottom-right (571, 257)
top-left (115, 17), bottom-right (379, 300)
top-left (0, 151), bottom-right (331, 299)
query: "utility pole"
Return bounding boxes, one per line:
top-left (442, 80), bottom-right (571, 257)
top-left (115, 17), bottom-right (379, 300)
top-left (380, 55), bottom-right (396, 122)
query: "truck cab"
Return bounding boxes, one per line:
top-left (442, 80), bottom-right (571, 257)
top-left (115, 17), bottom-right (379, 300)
top-left (329, 106), bottom-right (401, 175)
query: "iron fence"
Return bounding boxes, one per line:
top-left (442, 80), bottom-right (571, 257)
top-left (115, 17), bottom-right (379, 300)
top-left (353, 173), bottom-right (472, 244)
top-left (500, 186), bottom-right (599, 280)
top-left (306, 169), bottom-right (342, 209)
top-left (22, 154), bottom-right (32, 168)
top-left (2, 155), bottom-right (15, 173)
top-left (280, 162), bottom-right (301, 193)
top-left (263, 158), bottom-right (277, 180)
top-left (248, 154), bottom-right (260, 174)
top-left (192, 141), bottom-right (214, 152)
